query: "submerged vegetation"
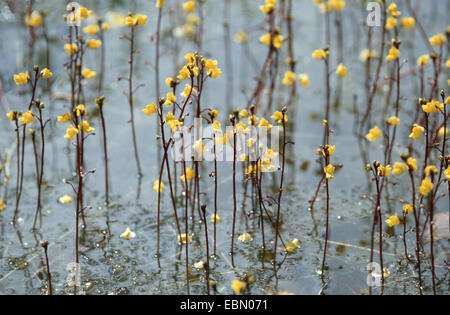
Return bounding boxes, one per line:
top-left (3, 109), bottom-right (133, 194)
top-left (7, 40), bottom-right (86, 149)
top-left (0, 0), bottom-right (448, 295)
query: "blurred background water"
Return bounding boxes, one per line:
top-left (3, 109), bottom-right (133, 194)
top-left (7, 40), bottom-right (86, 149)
top-left (0, 0), bottom-right (448, 294)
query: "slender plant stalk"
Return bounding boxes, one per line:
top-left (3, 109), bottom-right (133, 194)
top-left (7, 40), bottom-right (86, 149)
top-left (97, 97), bottom-right (109, 206)
top-left (213, 133), bottom-right (218, 256)
top-left (200, 205), bottom-right (210, 295)
top-left (128, 25), bottom-right (143, 177)
top-left (230, 118), bottom-right (237, 267)
top-left (274, 111), bottom-right (286, 264)
top-left (41, 241), bottom-right (52, 295)
top-left (14, 68), bottom-right (39, 224)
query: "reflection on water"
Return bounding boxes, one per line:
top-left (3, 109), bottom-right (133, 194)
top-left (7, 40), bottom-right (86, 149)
top-left (0, 0), bottom-right (448, 294)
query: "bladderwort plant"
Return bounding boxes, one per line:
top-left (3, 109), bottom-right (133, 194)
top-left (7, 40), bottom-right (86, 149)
top-left (119, 12), bottom-right (148, 178)
top-left (95, 96), bottom-right (109, 207)
top-left (32, 98), bottom-right (50, 229)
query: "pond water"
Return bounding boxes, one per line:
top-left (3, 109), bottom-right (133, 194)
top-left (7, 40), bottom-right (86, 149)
top-left (0, 0), bottom-right (448, 295)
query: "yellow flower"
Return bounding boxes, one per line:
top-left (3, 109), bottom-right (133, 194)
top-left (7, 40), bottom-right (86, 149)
top-left (75, 104), bottom-right (87, 116)
top-left (14, 72), bottom-right (30, 86)
top-left (264, 148), bottom-right (278, 160)
top-left (210, 214), bottom-right (221, 224)
top-left (365, 125), bottom-right (382, 141)
top-left (360, 49), bottom-right (377, 62)
top-left (82, 68), bottom-right (97, 80)
top-left (101, 23), bottom-right (110, 31)
top-left (0, 199), bottom-right (5, 211)
top-left (336, 63), bottom-right (347, 78)
top-left (184, 53), bottom-right (197, 65)
top-left (417, 54), bottom-right (429, 66)
top-left (167, 119), bottom-right (182, 131)
top-left (80, 6), bottom-right (92, 19)
top-left (438, 126), bottom-right (449, 138)
top-left (329, 0), bottom-right (345, 11)
top-left (40, 68), bottom-right (53, 79)
top-left (260, 33), bottom-right (284, 49)
top-left (385, 213), bottom-right (400, 227)
top-left (166, 77), bottom-right (175, 88)
top-left (312, 49), bottom-right (329, 60)
top-left (429, 33), bottom-right (447, 47)
top-left (239, 109), bottom-right (249, 118)
top-left (419, 177), bottom-right (433, 195)
top-left (143, 103), bottom-right (158, 116)
top-left (209, 110), bottom-right (219, 119)
top-left (258, 117), bottom-right (272, 130)
top-left (386, 47), bottom-right (400, 61)
top-left (26, 11), bottom-right (43, 27)
top-left (321, 145), bottom-right (335, 157)
top-left (409, 124), bottom-right (424, 140)
top-left (165, 92), bottom-right (177, 106)
top-left (205, 59), bottom-right (222, 79)
top-left (64, 43), bottom-right (78, 55)
top-left (273, 34), bottom-right (285, 49)
top-left (234, 31), bottom-right (248, 44)
top-left (181, 84), bottom-right (194, 98)
top-left (134, 14), bottom-right (148, 26)
top-left (19, 110), bottom-right (34, 124)
top-left (259, 0), bottom-right (277, 15)
top-left (83, 24), bottom-right (100, 35)
top-left (444, 166), bottom-right (450, 180)
top-left (87, 39), bottom-right (102, 50)
top-left (64, 125), bottom-right (79, 140)
top-left (235, 121), bottom-right (249, 134)
top-left (386, 3), bottom-right (401, 17)
top-left (120, 227), bottom-right (136, 240)
top-left (153, 180), bottom-right (165, 193)
top-left (271, 111), bottom-right (287, 124)
top-left (238, 232), bottom-right (252, 243)
top-left (298, 73), bottom-right (310, 87)
top-left (57, 112), bottom-right (72, 123)
top-left (211, 120), bottom-right (222, 134)
top-left (282, 71), bottom-right (296, 85)
top-left (78, 120), bottom-right (95, 133)
top-left (177, 233), bottom-right (192, 244)
top-left (422, 100), bottom-right (443, 113)
top-left (400, 17), bottom-right (415, 29)
top-left (385, 17), bottom-right (397, 30)
top-left (156, 0), bottom-right (165, 8)
top-left (181, 167), bottom-right (195, 181)
top-left (59, 195), bottom-right (74, 204)
top-left (6, 111), bottom-right (17, 121)
top-left (406, 157), bottom-right (417, 171)
top-left (403, 204), bottom-right (413, 215)
top-left (193, 140), bottom-right (207, 155)
top-left (324, 164), bottom-right (335, 179)
top-left (386, 116), bottom-right (400, 126)
top-left (231, 280), bottom-right (247, 294)
top-left (165, 111), bottom-right (175, 122)
top-left (377, 164), bottom-right (392, 177)
top-left (392, 162), bottom-right (407, 175)
top-left (182, 1), bottom-right (196, 12)
top-left (125, 16), bottom-right (135, 27)
top-left (425, 165), bottom-right (437, 176)
top-left (177, 65), bottom-right (190, 80)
